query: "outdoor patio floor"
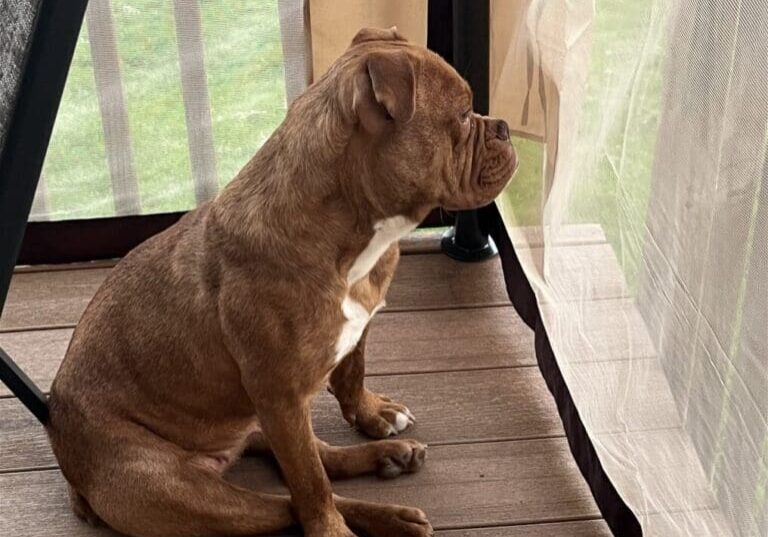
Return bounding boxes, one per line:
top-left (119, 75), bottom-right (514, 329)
top-left (0, 231), bottom-right (612, 536)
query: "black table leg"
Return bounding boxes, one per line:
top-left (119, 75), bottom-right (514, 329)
top-left (429, 0), bottom-right (497, 261)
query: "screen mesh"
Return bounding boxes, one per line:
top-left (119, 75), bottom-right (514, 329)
top-left (494, 0), bottom-right (767, 535)
top-left (32, 0), bottom-right (287, 221)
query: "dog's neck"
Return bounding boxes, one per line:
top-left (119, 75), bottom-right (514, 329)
top-left (211, 80), bottom-right (424, 279)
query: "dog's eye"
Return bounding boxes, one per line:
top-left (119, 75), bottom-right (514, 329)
top-left (460, 111), bottom-right (471, 125)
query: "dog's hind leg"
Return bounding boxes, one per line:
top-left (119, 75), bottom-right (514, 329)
top-left (246, 431), bottom-right (426, 479)
top-left (76, 435), bottom-right (295, 537)
top-left (80, 442), bottom-right (432, 537)
top-left (69, 486), bottom-right (101, 527)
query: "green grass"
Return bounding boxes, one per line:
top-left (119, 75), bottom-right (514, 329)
top-left (43, 0), bottom-right (285, 218)
top-left (498, 0), bottom-right (666, 286)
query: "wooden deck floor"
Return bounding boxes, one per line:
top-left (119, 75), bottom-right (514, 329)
top-left (0, 232), bottom-right (611, 536)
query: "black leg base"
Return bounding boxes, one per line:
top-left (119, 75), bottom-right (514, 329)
top-left (441, 226), bottom-right (498, 262)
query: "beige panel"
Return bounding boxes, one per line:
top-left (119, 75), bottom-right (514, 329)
top-left (490, 0), bottom-right (592, 204)
top-left (309, 0), bottom-right (427, 80)
top-left (490, 0), bottom-right (545, 140)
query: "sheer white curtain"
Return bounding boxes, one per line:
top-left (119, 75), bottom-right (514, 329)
top-left (494, 0), bottom-right (767, 535)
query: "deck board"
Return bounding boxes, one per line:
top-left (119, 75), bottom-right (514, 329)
top-left (0, 306), bottom-right (534, 398)
top-left (539, 298), bottom-right (656, 363)
top-left (0, 439), bottom-right (600, 536)
top-left (437, 520), bottom-right (612, 536)
top-left (1, 254), bottom-right (509, 332)
top-left (515, 243), bottom-right (629, 302)
top-left (0, 367), bottom-right (562, 472)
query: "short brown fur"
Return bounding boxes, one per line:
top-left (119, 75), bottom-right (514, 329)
top-left (47, 28), bottom-right (516, 537)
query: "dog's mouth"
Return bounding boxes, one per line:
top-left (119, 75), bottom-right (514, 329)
top-left (467, 116), bottom-right (517, 191)
top-left (478, 141), bottom-right (518, 189)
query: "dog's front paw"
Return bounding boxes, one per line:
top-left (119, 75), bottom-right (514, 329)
top-left (375, 439), bottom-right (427, 478)
top-left (348, 390), bottom-right (415, 438)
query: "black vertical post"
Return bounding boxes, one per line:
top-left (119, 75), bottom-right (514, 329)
top-left (433, 0), bottom-right (498, 262)
top-left (0, 0), bottom-right (90, 424)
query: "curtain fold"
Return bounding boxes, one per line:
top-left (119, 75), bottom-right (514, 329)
top-left (307, 0), bottom-right (426, 80)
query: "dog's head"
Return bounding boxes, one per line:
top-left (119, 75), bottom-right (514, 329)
top-left (334, 27), bottom-right (517, 217)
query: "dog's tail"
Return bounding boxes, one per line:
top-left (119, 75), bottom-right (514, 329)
top-left (0, 346), bottom-right (49, 424)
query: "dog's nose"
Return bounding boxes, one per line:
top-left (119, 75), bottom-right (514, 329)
top-left (495, 120), bottom-right (510, 141)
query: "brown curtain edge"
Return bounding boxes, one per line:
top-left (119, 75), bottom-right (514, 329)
top-left (481, 203), bottom-right (642, 537)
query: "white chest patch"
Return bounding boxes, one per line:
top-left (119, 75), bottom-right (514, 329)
top-left (333, 216), bottom-right (417, 364)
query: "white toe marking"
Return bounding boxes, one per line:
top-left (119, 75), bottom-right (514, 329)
top-left (394, 411), bottom-right (410, 432)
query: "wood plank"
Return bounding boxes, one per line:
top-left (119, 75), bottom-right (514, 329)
top-left (437, 520), bottom-right (611, 536)
top-left (313, 367), bottom-right (562, 446)
top-left (1, 254), bottom-right (509, 331)
top-left (515, 243), bottom-right (629, 302)
top-left (366, 307), bottom-right (534, 375)
top-left (508, 223), bottom-right (606, 249)
top-left (0, 366), bottom-right (561, 472)
top-left (0, 397), bottom-right (55, 472)
top-left (539, 299), bottom-right (684, 434)
top-left (399, 228), bottom-right (446, 254)
top-left (384, 255), bottom-right (508, 312)
top-left (0, 327), bottom-right (71, 397)
top-left (0, 306), bottom-right (533, 397)
top-left (0, 268), bottom-right (111, 331)
top-left (230, 440), bottom-right (600, 528)
top-left (0, 439), bottom-right (599, 536)
top-left (594, 428), bottom-right (719, 514)
top-left (566, 358), bottom-right (681, 434)
top-left (539, 298), bottom-right (656, 364)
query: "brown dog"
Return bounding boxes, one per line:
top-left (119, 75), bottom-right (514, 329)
top-left (47, 27), bottom-right (516, 537)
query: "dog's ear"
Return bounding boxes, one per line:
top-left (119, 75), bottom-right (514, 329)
top-left (351, 26), bottom-right (408, 46)
top-left (353, 49), bottom-right (415, 133)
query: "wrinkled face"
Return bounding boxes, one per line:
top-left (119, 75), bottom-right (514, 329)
top-left (428, 69), bottom-right (518, 210)
top-left (345, 27), bottom-right (518, 214)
